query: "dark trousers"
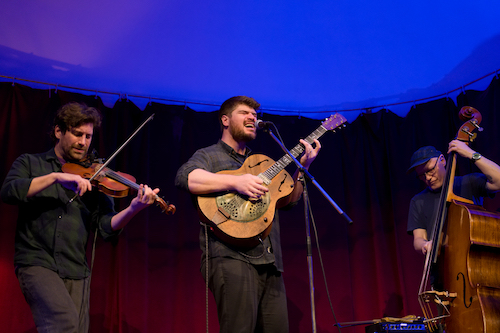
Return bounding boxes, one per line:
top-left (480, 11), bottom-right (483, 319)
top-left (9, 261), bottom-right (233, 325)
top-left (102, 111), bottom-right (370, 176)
top-left (16, 266), bottom-right (90, 333)
top-left (202, 257), bottom-right (289, 333)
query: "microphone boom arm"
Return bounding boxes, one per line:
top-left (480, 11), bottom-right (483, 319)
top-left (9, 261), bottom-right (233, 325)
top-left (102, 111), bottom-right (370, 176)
top-left (264, 128), bottom-right (353, 224)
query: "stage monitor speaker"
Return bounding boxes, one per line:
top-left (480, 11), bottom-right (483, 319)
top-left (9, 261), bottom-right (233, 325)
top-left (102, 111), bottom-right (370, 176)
top-left (365, 321), bottom-right (426, 333)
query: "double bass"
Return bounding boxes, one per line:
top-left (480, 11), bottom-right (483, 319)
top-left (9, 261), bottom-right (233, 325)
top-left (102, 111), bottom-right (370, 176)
top-left (418, 107), bottom-right (500, 332)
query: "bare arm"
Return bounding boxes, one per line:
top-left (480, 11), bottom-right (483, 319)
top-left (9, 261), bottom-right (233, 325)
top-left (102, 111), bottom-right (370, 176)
top-left (476, 156), bottom-right (500, 191)
top-left (187, 139), bottom-right (320, 201)
top-left (110, 184), bottom-right (160, 230)
top-left (448, 140), bottom-right (500, 192)
top-left (413, 228), bottom-right (431, 255)
top-left (188, 169), bottom-right (268, 199)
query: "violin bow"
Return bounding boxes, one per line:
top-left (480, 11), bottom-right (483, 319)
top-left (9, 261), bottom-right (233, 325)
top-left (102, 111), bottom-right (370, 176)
top-left (68, 113), bottom-right (155, 203)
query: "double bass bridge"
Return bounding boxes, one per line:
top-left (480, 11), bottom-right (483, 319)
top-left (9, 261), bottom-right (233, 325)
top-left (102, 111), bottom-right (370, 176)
top-left (419, 290), bottom-right (457, 331)
top-left (420, 290), bottom-right (457, 307)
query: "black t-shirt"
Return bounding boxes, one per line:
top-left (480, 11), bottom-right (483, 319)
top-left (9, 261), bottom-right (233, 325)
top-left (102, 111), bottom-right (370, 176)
top-left (407, 173), bottom-right (491, 237)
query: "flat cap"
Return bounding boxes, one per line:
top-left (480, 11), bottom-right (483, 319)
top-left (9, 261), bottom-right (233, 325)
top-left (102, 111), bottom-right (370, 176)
top-left (407, 146), bottom-right (442, 173)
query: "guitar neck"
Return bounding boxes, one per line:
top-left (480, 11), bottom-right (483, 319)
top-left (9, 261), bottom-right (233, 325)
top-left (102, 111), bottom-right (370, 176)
top-left (261, 124), bottom-right (328, 181)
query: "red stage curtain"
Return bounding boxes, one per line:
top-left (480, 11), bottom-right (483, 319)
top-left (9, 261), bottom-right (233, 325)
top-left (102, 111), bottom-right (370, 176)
top-left (1, 78), bottom-right (500, 332)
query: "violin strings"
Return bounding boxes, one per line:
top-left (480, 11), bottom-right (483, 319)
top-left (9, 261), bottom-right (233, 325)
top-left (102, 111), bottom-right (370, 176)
top-left (104, 168), bottom-right (140, 190)
top-left (102, 168), bottom-right (165, 206)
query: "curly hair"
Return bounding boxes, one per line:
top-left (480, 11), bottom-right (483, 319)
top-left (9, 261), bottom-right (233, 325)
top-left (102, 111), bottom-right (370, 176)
top-left (50, 102), bottom-right (102, 142)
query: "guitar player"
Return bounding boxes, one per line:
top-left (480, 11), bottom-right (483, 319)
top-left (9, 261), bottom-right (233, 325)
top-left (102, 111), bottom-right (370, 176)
top-left (174, 95), bottom-right (321, 333)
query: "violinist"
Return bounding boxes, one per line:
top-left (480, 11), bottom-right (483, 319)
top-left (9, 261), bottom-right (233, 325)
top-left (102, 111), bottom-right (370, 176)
top-left (406, 141), bottom-right (500, 257)
top-left (0, 102), bottom-right (159, 333)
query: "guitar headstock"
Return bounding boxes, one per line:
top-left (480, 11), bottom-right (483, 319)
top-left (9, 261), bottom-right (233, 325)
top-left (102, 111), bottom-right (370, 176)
top-left (322, 113), bottom-right (347, 131)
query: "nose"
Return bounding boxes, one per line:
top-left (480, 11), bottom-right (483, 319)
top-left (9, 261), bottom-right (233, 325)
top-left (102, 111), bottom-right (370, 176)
top-left (77, 136), bottom-right (88, 147)
top-left (424, 173), bottom-right (433, 182)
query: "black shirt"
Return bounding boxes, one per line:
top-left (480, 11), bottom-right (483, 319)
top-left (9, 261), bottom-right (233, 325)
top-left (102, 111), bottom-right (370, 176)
top-left (1, 148), bottom-right (119, 279)
top-left (407, 173), bottom-right (491, 237)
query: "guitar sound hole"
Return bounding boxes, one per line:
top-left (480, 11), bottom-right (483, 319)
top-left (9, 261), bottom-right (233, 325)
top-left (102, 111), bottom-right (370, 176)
top-left (216, 193), bottom-right (270, 222)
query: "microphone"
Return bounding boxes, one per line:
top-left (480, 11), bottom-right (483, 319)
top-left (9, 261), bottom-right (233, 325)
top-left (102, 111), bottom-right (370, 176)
top-left (255, 119), bottom-right (273, 129)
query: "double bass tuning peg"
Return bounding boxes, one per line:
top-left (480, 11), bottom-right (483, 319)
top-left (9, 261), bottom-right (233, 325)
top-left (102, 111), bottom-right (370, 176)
top-left (470, 119), bottom-right (483, 132)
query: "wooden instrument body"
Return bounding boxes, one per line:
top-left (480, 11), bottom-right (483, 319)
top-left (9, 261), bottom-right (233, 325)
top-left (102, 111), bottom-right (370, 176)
top-left (197, 154), bottom-right (294, 247)
top-left (62, 162), bottom-right (176, 214)
top-left (439, 200), bottom-right (500, 332)
top-left (417, 107), bottom-right (500, 332)
top-left (196, 112), bottom-right (347, 247)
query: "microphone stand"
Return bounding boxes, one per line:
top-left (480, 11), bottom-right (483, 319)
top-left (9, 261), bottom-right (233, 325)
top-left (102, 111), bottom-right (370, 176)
top-left (263, 126), bottom-right (352, 333)
top-left (301, 172), bottom-right (317, 332)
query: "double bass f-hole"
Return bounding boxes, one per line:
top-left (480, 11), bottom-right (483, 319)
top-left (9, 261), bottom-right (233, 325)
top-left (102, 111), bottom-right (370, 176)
top-left (456, 272), bottom-right (473, 308)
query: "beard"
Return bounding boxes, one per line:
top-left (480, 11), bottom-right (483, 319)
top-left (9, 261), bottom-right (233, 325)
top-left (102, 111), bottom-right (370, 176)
top-left (64, 145), bottom-right (88, 162)
top-left (229, 125), bottom-right (256, 142)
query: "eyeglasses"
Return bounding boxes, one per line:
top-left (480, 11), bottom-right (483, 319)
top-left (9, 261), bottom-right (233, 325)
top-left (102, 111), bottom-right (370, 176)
top-left (417, 156), bottom-right (440, 180)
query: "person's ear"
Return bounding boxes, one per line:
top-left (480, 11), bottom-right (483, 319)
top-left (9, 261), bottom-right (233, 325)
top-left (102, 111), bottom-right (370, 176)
top-left (221, 115), bottom-right (230, 128)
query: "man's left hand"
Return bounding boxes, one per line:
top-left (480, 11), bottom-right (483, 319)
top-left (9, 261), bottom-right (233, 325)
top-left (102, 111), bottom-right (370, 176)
top-left (299, 139), bottom-right (321, 169)
top-left (131, 184), bottom-right (160, 211)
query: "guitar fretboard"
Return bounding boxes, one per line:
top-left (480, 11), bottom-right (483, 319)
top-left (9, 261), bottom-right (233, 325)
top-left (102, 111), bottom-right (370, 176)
top-left (261, 124), bottom-right (328, 181)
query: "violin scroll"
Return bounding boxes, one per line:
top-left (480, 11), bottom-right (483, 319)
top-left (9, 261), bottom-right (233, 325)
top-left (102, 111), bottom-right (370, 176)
top-left (155, 196), bottom-right (176, 215)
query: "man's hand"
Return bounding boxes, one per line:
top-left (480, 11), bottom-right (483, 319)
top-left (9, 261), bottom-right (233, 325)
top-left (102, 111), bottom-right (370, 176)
top-left (448, 139), bottom-right (474, 159)
top-left (234, 174), bottom-right (269, 200)
top-left (299, 139), bottom-right (321, 169)
top-left (57, 173), bottom-right (93, 196)
top-left (130, 184), bottom-right (160, 211)
top-left (421, 240), bottom-right (432, 255)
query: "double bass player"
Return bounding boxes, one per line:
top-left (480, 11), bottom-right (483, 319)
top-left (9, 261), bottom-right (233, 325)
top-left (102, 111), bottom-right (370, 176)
top-left (407, 138), bottom-right (500, 332)
top-left (407, 141), bottom-right (500, 256)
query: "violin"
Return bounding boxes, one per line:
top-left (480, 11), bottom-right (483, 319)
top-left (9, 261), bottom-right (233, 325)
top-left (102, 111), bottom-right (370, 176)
top-left (62, 162), bottom-right (176, 215)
